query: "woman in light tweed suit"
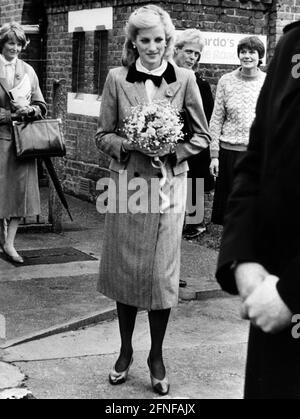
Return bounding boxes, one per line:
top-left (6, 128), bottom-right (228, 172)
top-left (0, 22), bottom-right (47, 263)
top-left (95, 5), bottom-right (211, 395)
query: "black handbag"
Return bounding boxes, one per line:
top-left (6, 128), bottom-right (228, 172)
top-left (13, 118), bottom-right (66, 160)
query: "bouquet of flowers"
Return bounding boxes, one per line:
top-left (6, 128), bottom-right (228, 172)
top-left (123, 100), bottom-right (184, 154)
top-left (123, 100), bottom-right (185, 213)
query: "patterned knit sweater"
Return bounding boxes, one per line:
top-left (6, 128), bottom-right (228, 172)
top-left (209, 68), bottom-right (266, 158)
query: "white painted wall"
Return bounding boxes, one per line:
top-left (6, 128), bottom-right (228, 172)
top-left (68, 7), bottom-right (113, 32)
top-left (67, 7), bottom-right (112, 116)
top-left (67, 93), bottom-right (101, 117)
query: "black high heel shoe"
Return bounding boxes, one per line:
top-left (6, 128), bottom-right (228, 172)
top-left (109, 357), bottom-right (133, 385)
top-left (147, 357), bottom-right (170, 396)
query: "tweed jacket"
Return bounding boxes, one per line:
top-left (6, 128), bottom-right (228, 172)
top-left (95, 63), bottom-right (211, 174)
top-left (95, 62), bottom-right (211, 309)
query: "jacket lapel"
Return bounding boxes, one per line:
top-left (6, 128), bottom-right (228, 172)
top-left (153, 79), bottom-right (182, 103)
top-left (121, 62), bottom-right (181, 106)
top-left (0, 59), bottom-right (25, 98)
top-left (121, 79), bottom-right (149, 106)
top-left (0, 61), bottom-right (11, 97)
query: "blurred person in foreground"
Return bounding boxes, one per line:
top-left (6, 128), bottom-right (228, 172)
top-left (216, 21), bottom-right (300, 399)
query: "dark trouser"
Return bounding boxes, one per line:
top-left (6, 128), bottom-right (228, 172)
top-left (244, 324), bottom-right (300, 399)
top-left (211, 148), bottom-right (246, 226)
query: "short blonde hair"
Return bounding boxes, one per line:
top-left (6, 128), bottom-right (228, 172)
top-left (175, 29), bottom-right (205, 52)
top-left (0, 22), bottom-right (29, 52)
top-left (122, 5), bottom-right (176, 67)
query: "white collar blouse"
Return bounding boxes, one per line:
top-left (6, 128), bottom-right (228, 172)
top-left (0, 54), bottom-right (17, 88)
top-left (136, 58), bottom-right (168, 102)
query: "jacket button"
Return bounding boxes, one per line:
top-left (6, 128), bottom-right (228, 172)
top-left (134, 172), bottom-right (140, 177)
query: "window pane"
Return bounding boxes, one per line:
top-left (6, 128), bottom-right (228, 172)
top-left (94, 30), bottom-right (108, 96)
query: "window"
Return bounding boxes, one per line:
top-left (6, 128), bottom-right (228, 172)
top-left (94, 28), bottom-right (108, 97)
top-left (72, 29), bottom-right (85, 94)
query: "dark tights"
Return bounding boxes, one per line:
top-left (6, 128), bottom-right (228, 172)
top-left (115, 302), bottom-right (171, 380)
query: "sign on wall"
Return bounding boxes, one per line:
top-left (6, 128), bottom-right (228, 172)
top-left (200, 32), bottom-right (267, 65)
top-left (176, 31), bottom-right (267, 65)
top-left (68, 7), bottom-right (113, 32)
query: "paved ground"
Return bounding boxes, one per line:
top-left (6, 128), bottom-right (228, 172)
top-left (1, 298), bottom-right (248, 399)
top-left (0, 190), bottom-right (220, 344)
top-left (0, 189), bottom-right (248, 399)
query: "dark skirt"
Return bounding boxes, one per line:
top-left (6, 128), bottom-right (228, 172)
top-left (211, 147), bottom-right (246, 225)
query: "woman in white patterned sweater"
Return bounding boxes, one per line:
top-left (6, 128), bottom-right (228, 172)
top-left (209, 36), bottom-right (266, 225)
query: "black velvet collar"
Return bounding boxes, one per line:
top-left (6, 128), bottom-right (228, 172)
top-left (126, 62), bottom-right (177, 85)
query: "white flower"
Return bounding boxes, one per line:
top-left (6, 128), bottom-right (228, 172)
top-left (124, 100), bottom-right (184, 152)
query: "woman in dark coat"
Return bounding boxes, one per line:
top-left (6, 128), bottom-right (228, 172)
top-left (95, 5), bottom-right (210, 395)
top-left (0, 22), bottom-right (47, 263)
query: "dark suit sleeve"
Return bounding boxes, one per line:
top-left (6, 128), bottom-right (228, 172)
top-left (278, 258), bottom-right (300, 314)
top-left (197, 78), bottom-right (214, 123)
top-left (175, 71), bottom-right (211, 164)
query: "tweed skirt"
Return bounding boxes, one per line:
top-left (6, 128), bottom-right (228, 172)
top-left (98, 160), bottom-right (187, 310)
top-left (0, 138), bottom-right (40, 218)
top-left (211, 147), bottom-right (246, 226)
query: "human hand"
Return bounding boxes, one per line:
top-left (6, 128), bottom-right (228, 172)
top-left (210, 158), bottom-right (219, 177)
top-left (124, 141), bottom-right (172, 158)
top-left (14, 106), bottom-right (36, 122)
top-left (235, 262), bottom-right (270, 301)
top-left (122, 139), bottom-right (136, 152)
top-left (147, 144), bottom-right (173, 158)
top-left (241, 275), bottom-right (293, 334)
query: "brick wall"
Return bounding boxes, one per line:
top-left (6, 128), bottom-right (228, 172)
top-left (0, 0), bottom-right (44, 25)
top-left (1, 0), bottom-right (299, 207)
top-left (41, 0), bottom-right (277, 203)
